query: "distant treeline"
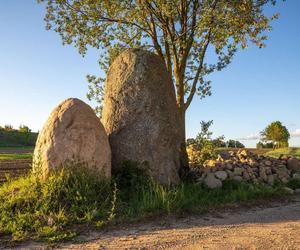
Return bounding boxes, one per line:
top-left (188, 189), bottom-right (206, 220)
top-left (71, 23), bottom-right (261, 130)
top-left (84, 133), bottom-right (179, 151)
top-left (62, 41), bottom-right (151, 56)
top-left (0, 125), bottom-right (38, 147)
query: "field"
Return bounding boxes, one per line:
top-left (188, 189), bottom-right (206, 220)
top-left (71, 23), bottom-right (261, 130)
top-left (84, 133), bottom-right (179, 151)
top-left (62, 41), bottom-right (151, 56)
top-left (0, 147), bottom-right (33, 183)
top-left (0, 146), bottom-right (34, 154)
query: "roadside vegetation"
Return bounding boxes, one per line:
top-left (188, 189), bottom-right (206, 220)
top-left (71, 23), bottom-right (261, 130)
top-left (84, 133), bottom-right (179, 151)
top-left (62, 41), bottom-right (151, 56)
top-left (0, 161), bottom-right (299, 243)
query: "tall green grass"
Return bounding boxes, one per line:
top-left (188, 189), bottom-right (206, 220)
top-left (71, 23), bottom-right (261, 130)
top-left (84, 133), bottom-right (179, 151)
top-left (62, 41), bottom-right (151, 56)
top-left (0, 161), bottom-right (297, 242)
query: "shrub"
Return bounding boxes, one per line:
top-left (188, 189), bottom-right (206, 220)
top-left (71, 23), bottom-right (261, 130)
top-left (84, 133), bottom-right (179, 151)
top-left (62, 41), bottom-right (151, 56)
top-left (187, 120), bottom-right (217, 167)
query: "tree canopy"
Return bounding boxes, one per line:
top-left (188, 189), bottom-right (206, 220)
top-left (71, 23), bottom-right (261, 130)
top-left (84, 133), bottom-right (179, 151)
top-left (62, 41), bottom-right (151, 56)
top-left (261, 121), bottom-right (290, 148)
top-left (39, 0), bottom-right (280, 126)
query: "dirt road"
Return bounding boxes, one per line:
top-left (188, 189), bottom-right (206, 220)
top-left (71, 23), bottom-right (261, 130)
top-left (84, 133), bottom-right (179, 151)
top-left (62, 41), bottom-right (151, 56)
top-left (8, 195), bottom-right (300, 250)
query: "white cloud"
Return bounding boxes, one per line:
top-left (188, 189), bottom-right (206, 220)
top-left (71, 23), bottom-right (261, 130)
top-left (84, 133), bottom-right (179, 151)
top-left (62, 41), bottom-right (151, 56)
top-left (291, 129), bottom-right (300, 137)
top-left (236, 134), bottom-right (261, 141)
top-left (237, 128), bottom-right (300, 141)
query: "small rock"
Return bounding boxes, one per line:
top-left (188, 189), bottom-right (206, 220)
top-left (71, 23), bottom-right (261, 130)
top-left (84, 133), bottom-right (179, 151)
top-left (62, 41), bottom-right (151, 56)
top-left (259, 167), bottom-right (268, 182)
top-left (238, 150), bottom-right (248, 157)
top-left (226, 163), bottom-right (233, 170)
top-left (283, 187), bottom-right (294, 194)
top-left (233, 176), bottom-right (243, 182)
top-left (267, 175), bottom-right (275, 185)
top-left (226, 170), bottom-right (234, 179)
top-left (233, 167), bottom-right (244, 176)
top-left (265, 167), bottom-right (272, 175)
top-left (218, 151), bottom-right (231, 160)
top-left (294, 189), bottom-right (300, 194)
top-left (204, 173), bottom-right (223, 189)
top-left (215, 171), bottom-right (228, 181)
top-left (287, 158), bottom-right (300, 172)
top-left (292, 173), bottom-right (300, 180)
top-left (274, 165), bottom-right (289, 179)
top-left (264, 160), bottom-right (273, 167)
top-left (47, 216), bottom-right (55, 227)
top-left (281, 177), bottom-right (289, 184)
top-left (242, 171), bottom-right (250, 181)
top-left (204, 160), bottom-right (217, 168)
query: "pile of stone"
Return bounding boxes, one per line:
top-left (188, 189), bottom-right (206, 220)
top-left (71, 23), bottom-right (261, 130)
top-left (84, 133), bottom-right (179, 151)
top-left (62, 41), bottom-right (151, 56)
top-left (189, 149), bottom-right (300, 189)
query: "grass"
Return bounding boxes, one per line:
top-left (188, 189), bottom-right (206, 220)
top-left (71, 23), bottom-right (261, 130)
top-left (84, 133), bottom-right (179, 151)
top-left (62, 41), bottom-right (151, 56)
top-left (0, 146), bottom-right (34, 153)
top-left (265, 147), bottom-right (300, 159)
top-left (0, 153), bottom-right (32, 161)
top-left (1, 161), bottom-right (299, 243)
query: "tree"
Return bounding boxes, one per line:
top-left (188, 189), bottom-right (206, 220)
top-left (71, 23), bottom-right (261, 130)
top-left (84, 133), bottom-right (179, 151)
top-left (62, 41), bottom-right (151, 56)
top-left (256, 141), bottom-right (273, 149)
top-left (19, 125), bottom-right (31, 133)
top-left (191, 120), bottom-right (216, 165)
top-left (226, 139), bottom-right (245, 148)
top-left (212, 135), bottom-right (226, 148)
top-left (39, 0), bottom-right (280, 169)
top-left (261, 121), bottom-right (290, 148)
top-left (4, 124), bottom-right (14, 131)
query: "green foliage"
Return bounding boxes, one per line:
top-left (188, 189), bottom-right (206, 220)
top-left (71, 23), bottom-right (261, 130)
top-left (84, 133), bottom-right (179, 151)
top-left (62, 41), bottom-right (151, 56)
top-left (193, 120), bottom-right (217, 165)
top-left (3, 124), bottom-right (13, 131)
top-left (211, 135), bottom-right (226, 148)
top-left (0, 161), bottom-right (291, 243)
top-left (261, 121), bottom-right (290, 148)
top-left (187, 121), bottom-right (245, 166)
top-left (0, 125), bottom-right (37, 147)
top-left (38, 0), bottom-right (280, 116)
top-left (226, 139), bottom-right (245, 148)
top-left (19, 125), bottom-right (31, 133)
top-left (257, 141), bottom-right (274, 149)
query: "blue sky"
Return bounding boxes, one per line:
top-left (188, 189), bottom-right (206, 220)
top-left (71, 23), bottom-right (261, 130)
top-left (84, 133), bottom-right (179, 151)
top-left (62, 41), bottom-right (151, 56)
top-left (0, 1), bottom-right (299, 148)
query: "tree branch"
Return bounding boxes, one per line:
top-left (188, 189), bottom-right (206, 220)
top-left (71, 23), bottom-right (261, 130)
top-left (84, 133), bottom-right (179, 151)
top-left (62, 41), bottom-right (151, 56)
top-left (184, 33), bottom-right (211, 110)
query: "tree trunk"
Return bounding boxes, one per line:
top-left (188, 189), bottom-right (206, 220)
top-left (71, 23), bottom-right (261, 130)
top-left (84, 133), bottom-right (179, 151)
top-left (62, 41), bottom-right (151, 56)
top-left (178, 107), bottom-right (189, 178)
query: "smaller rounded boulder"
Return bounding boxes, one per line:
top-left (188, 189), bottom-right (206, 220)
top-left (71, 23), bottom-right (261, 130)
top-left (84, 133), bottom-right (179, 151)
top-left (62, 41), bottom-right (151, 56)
top-left (33, 98), bottom-right (111, 178)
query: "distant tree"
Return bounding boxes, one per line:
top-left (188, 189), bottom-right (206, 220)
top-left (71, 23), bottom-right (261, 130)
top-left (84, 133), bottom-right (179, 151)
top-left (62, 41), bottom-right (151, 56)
top-left (39, 0), bottom-right (281, 169)
top-left (226, 139), bottom-right (245, 148)
top-left (186, 138), bottom-right (196, 146)
top-left (256, 141), bottom-right (274, 149)
top-left (212, 135), bottom-right (226, 148)
top-left (4, 124), bottom-right (14, 131)
top-left (261, 121), bottom-right (290, 148)
top-left (19, 125), bottom-right (31, 133)
top-left (191, 120), bottom-right (216, 164)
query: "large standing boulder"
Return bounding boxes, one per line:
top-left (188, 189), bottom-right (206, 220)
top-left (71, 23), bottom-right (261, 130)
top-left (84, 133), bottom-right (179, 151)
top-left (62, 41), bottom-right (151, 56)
top-left (33, 98), bottom-right (111, 178)
top-left (102, 49), bottom-right (182, 185)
